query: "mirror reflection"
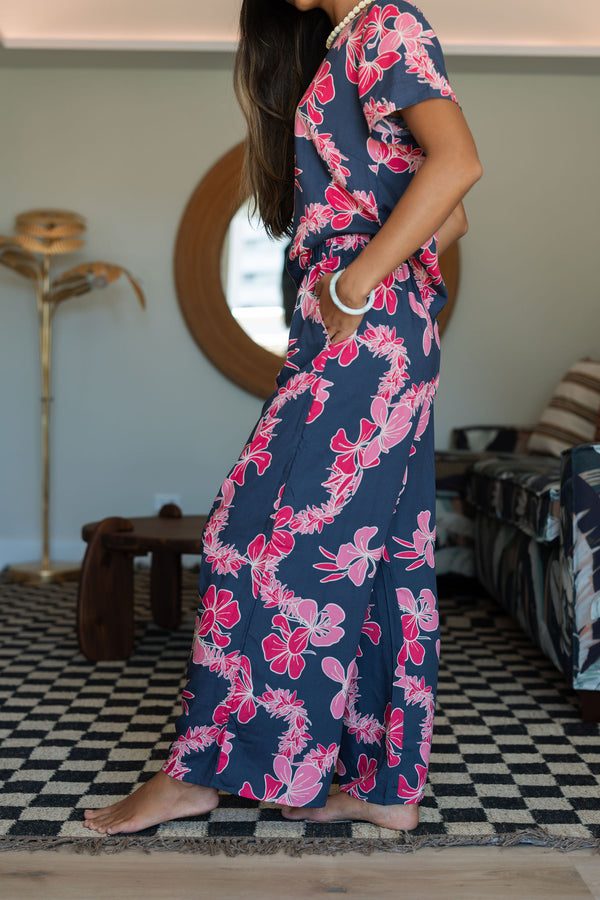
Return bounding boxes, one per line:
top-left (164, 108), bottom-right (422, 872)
top-left (224, 201), bottom-right (295, 358)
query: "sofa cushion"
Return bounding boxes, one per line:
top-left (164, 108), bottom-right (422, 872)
top-left (467, 455), bottom-right (561, 542)
top-left (527, 358), bottom-right (600, 457)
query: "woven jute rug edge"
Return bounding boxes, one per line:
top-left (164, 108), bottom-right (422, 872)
top-left (2, 830), bottom-right (600, 856)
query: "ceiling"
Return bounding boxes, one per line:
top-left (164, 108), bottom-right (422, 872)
top-left (0, 0), bottom-right (599, 55)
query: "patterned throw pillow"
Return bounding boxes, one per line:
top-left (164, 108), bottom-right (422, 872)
top-left (527, 359), bottom-right (600, 457)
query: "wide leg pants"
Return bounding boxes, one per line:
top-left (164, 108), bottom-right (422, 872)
top-left (163, 234), bottom-right (447, 807)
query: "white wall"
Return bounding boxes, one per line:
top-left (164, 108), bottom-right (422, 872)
top-left (439, 57), bottom-right (600, 437)
top-left (0, 51), bottom-right (598, 568)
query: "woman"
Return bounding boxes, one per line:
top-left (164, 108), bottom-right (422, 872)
top-left (84, 0), bottom-right (481, 835)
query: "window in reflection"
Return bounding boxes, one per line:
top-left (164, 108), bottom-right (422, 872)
top-left (225, 202), bottom-right (292, 357)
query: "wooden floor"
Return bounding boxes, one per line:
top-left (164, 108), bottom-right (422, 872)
top-left (1, 846), bottom-right (600, 899)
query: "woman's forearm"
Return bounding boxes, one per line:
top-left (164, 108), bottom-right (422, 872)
top-left (437, 202), bottom-right (468, 256)
top-left (336, 99), bottom-right (482, 306)
top-left (337, 154), bottom-right (480, 304)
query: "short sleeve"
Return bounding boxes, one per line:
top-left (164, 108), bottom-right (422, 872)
top-left (356, 1), bottom-right (458, 130)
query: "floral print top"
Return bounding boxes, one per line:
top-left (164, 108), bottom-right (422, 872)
top-left (290, 0), bottom-right (458, 283)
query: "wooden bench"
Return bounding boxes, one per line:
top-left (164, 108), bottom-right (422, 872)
top-left (77, 504), bottom-right (206, 661)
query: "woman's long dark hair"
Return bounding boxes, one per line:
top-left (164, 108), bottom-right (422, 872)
top-left (234, 0), bottom-right (330, 238)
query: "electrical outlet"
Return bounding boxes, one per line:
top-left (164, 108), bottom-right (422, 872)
top-left (154, 493), bottom-right (182, 513)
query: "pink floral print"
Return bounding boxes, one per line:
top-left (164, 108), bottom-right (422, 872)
top-left (195, 587), bottom-right (241, 649)
top-left (290, 0), bottom-right (458, 363)
top-left (315, 525), bottom-right (384, 585)
top-left (393, 509), bottom-right (436, 569)
top-left (163, 0), bottom-right (452, 811)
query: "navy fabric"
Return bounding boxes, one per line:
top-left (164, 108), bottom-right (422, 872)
top-left (163, 1), bottom-right (456, 808)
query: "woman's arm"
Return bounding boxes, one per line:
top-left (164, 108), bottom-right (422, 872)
top-left (437, 202), bottom-right (468, 256)
top-left (317, 98), bottom-right (482, 343)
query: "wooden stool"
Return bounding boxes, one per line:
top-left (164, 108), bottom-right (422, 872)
top-left (77, 504), bottom-right (206, 661)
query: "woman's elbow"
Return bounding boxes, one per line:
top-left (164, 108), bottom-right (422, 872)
top-left (462, 145), bottom-right (483, 188)
top-left (468, 156), bottom-right (483, 188)
top-left (448, 146), bottom-right (483, 193)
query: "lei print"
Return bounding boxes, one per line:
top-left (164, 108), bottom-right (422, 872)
top-left (164, 0), bottom-right (454, 809)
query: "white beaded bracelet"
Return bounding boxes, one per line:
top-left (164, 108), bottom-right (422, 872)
top-left (329, 269), bottom-right (375, 315)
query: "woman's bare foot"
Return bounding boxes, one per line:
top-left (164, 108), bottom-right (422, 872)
top-left (281, 791), bottom-right (419, 830)
top-left (82, 770), bottom-right (219, 835)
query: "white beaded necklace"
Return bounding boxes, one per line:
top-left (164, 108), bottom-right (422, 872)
top-left (325, 0), bottom-right (376, 49)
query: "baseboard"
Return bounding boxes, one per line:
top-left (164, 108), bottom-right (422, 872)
top-left (0, 540), bottom-right (202, 572)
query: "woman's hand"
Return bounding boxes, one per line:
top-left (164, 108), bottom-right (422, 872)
top-left (316, 272), bottom-right (365, 345)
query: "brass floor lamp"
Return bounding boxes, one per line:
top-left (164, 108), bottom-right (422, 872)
top-left (1, 209), bottom-right (145, 584)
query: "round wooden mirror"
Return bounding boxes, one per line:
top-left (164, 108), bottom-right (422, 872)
top-left (174, 141), bottom-right (460, 399)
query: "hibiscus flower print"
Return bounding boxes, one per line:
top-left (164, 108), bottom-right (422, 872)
top-left (322, 657), bottom-right (359, 719)
top-left (397, 762), bottom-right (428, 803)
top-left (297, 61), bottom-right (335, 126)
top-left (296, 598), bottom-right (346, 647)
top-left (229, 435), bottom-right (272, 486)
top-left (372, 272), bottom-right (398, 314)
top-left (395, 587), bottom-right (439, 666)
top-left (397, 587), bottom-right (438, 632)
top-left (357, 29), bottom-right (402, 96)
top-left (360, 395), bottom-right (414, 468)
top-left (315, 525), bottom-right (383, 585)
top-left (367, 136), bottom-right (423, 175)
top-left (326, 333), bottom-right (360, 367)
top-left (341, 753), bottom-right (378, 799)
top-left (324, 184), bottom-right (378, 231)
top-left (330, 417), bottom-right (378, 475)
top-left (273, 755), bottom-right (323, 806)
top-left (262, 614), bottom-right (314, 680)
top-left (384, 702), bottom-right (404, 766)
top-left (393, 509), bottom-right (436, 569)
top-left (393, 10), bottom-right (435, 55)
top-left (196, 586), bottom-right (241, 649)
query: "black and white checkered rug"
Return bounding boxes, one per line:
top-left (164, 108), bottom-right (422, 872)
top-left (1, 568), bottom-right (599, 855)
